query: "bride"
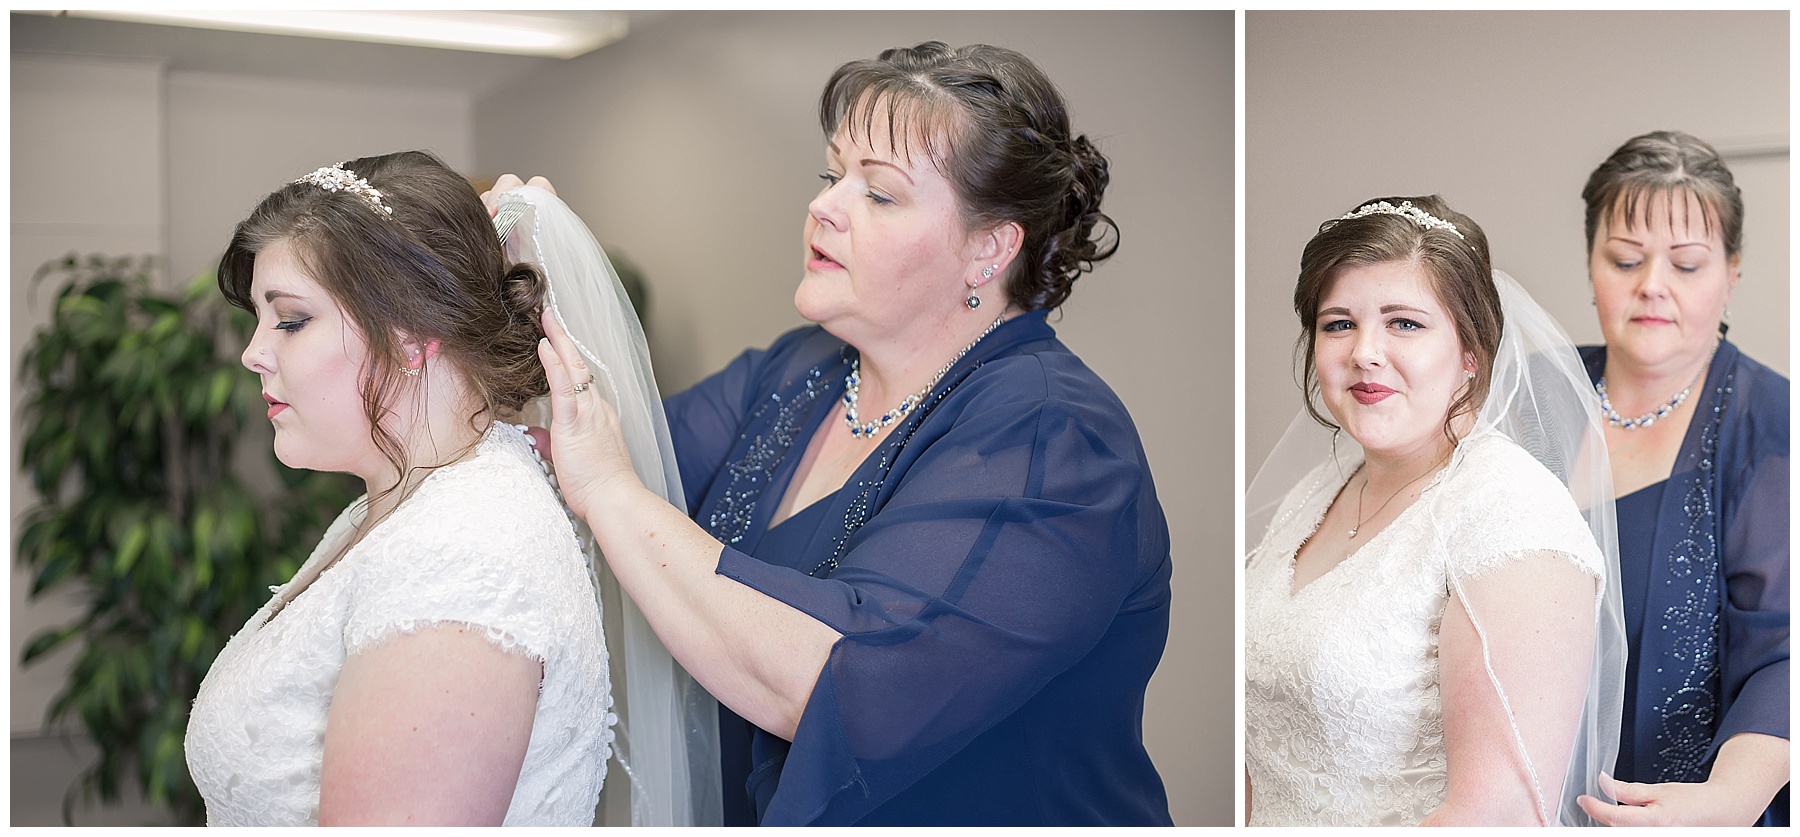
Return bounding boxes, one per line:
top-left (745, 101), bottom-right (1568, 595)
top-left (1244, 196), bottom-right (1625, 825)
top-left (183, 151), bottom-right (715, 825)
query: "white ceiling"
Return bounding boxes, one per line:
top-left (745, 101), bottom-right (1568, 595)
top-left (10, 11), bottom-right (668, 98)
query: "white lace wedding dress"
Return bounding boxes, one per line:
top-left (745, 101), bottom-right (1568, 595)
top-left (185, 422), bottom-right (613, 825)
top-left (1244, 432), bottom-right (1604, 826)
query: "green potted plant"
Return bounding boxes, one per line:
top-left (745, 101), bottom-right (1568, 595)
top-left (16, 254), bottom-right (358, 824)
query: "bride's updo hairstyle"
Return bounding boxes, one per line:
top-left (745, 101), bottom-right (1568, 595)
top-left (218, 150), bottom-right (548, 480)
top-left (820, 41), bottom-right (1116, 311)
top-left (1581, 130), bottom-right (1743, 261)
top-left (1292, 195), bottom-right (1503, 446)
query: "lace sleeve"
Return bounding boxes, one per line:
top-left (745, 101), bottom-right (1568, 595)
top-left (1439, 435), bottom-right (1606, 585)
top-left (341, 448), bottom-right (588, 663)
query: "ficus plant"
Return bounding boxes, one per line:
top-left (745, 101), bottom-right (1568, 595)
top-left (16, 254), bottom-right (358, 824)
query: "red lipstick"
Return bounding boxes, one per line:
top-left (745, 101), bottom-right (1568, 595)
top-left (264, 392), bottom-right (289, 419)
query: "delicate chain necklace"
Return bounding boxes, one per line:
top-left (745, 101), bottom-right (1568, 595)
top-left (844, 315), bottom-right (1006, 438)
top-left (1348, 462), bottom-right (1438, 539)
top-left (1595, 337), bottom-right (1719, 430)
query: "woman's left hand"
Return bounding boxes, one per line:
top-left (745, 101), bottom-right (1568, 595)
top-left (535, 308), bottom-right (642, 520)
top-left (1577, 772), bottom-right (1749, 826)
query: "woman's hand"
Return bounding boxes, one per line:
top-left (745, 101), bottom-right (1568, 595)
top-left (1576, 733), bottom-right (1789, 825)
top-left (480, 174), bottom-right (557, 218)
top-left (535, 307), bottom-right (642, 521)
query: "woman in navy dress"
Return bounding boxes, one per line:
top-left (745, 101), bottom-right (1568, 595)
top-left (514, 42), bottom-right (1172, 825)
top-left (1572, 131), bottom-right (1789, 826)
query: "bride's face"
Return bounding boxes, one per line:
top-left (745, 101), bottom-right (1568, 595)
top-left (240, 239), bottom-right (383, 480)
top-left (1313, 260), bottom-right (1474, 463)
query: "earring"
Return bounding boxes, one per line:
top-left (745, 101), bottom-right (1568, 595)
top-left (968, 264), bottom-right (997, 310)
top-left (1464, 369), bottom-right (1476, 380)
top-left (402, 353), bottom-right (422, 377)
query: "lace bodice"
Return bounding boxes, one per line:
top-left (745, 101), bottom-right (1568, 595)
top-left (185, 423), bottom-right (613, 825)
top-left (1244, 433), bottom-right (1603, 826)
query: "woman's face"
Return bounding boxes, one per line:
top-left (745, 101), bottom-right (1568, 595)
top-left (796, 114), bottom-right (986, 350)
top-left (1314, 260), bottom-right (1474, 463)
top-left (240, 239), bottom-right (382, 480)
top-left (1589, 191), bottom-right (1739, 375)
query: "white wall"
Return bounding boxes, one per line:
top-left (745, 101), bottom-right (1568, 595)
top-left (474, 11), bottom-right (1235, 826)
top-left (1245, 10), bottom-right (1789, 479)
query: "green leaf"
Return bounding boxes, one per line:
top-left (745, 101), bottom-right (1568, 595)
top-left (206, 368), bottom-right (235, 417)
top-left (21, 625), bottom-right (81, 663)
top-left (112, 521), bottom-right (149, 576)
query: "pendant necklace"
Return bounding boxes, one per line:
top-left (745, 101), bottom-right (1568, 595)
top-left (1348, 462), bottom-right (1439, 539)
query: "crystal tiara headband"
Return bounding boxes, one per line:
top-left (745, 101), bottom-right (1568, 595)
top-left (294, 163), bottom-right (394, 218)
top-left (1335, 200), bottom-right (1464, 240)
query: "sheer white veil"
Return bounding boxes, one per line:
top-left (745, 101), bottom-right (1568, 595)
top-left (1246, 269), bottom-right (1625, 826)
top-left (492, 185), bottom-right (723, 826)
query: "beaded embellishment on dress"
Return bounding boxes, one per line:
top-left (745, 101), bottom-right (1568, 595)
top-left (706, 365), bottom-right (833, 546)
top-left (1651, 368), bottom-right (1728, 781)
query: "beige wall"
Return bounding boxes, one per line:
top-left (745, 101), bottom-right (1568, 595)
top-left (11, 53), bottom-right (169, 736)
top-left (1246, 10), bottom-right (1789, 480)
top-left (10, 51), bottom-right (474, 823)
top-left (473, 11), bottom-right (1234, 826)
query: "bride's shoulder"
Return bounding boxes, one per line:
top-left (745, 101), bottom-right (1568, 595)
top-left (1442, 432), bottom-right (1564, 496)
top-left (381, 424), bottom-right (572, 553)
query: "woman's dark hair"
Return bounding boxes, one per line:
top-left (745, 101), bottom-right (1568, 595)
top-left (218, 150), bottom-right (547, 492)
top-left (819, 41), bottom-right (1116, 312)
top-left (1582, 130), bottom-right (1743, 257)
top-left (1292, 195), bottom-right (1502, 446)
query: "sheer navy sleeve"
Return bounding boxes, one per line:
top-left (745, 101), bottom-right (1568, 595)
top-left (665, 344), bottom-right (774, 516)
top-left (708, 338), bottom-right (1170, 825)
top-left (1713, 355), bottom-right (1789, 752)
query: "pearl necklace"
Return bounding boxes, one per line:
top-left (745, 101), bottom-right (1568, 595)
top-left (1595, 337), bottom-right (1718, 430)
top-left (844, 315), bottom-right (1006, 438)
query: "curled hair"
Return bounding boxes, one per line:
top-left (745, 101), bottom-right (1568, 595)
top-left (218, 150), bottom-right (548, 498)
top-left (819, 41), bottom-right (1117, 311)
top-left (1582, 130), bottom-right (1743, 257)
top-left (1292, 195), bottom-right (1503, 447)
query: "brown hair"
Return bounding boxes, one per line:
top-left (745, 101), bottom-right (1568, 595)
top-left (218, 150), bottom-right (547, 494)
top-left (1292, 195), bottom-right (1502, 446)
top-left (1582, 130), bottom-right (1743, 257)
top-left (819, 41), bottom-right (1116, 312)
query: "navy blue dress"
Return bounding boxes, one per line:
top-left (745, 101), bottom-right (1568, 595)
top-left (1582, 340), bottom-right (1789, 825)
top-left (664, 312), bottom-right (1173, 826)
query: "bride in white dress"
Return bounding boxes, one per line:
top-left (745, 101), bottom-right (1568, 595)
top-left (183, 152), bottom-right (716, 825)
top-left (1244, 197), bottom-right (1625, 825)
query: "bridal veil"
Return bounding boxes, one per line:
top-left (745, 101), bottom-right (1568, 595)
top-left (493, 185), bottom-right (723, 826)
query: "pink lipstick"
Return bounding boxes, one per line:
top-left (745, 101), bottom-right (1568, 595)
top-left (264, 392), bottom-right (289, 419)
top-left (808, 245), bottom-right (843, 272)
top-left (1350, 382), bottom-right (1395, 405)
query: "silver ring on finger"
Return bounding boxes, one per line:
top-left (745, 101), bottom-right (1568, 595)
top-left (572, 379), bottom-right (593, 394)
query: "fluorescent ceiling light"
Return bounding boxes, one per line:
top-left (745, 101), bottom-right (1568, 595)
top-left (23, 10), bottom-right (627, 58)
